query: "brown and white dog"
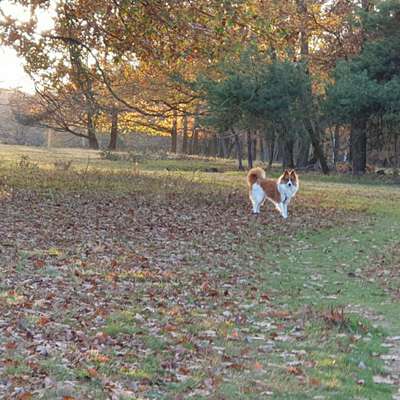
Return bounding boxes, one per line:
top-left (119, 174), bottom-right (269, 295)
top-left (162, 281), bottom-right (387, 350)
top-left (247, 167), bottom-right (299, 218)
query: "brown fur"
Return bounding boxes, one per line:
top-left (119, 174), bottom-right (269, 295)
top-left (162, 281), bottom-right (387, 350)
top-left (287, 169), bottom-right (299, 185)
top-left (259, 179), bottom-right (281, 203)
top-left (247, 167), bottom-right (266, 186)
top-left (247, 168), bottom-right (299, 204)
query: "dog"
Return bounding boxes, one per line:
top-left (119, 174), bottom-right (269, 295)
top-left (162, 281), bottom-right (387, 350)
top-left (247, 167), bottom-right (299, 218)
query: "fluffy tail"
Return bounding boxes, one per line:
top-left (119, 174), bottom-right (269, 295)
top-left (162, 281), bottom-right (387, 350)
top-left (247, 167), bottom-right (266, 186)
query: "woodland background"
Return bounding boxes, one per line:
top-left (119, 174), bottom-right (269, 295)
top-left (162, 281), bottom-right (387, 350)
top-left (0, 0), bottom-right (399, 175)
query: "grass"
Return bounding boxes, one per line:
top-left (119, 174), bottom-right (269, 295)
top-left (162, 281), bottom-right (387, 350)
top-left (1, 145), bottom-right (400, 399)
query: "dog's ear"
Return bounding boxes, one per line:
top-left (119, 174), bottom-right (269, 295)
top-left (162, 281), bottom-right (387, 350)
top-left (283, 169), bottom-right (290, 176)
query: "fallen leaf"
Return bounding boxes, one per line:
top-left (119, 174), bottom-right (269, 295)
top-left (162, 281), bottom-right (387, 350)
top-left (254, 361), bottom-right (263, 370)
top-left (18, 393), bottom-right (32, 400)
top-left (5, 341), bottom-right (17, 350)
top-left (287, 366), bottom-right (302, 375)
top-left (37, 315), bottom-right (51, 326)
top-left (34, 259), bottom-right (45, 268)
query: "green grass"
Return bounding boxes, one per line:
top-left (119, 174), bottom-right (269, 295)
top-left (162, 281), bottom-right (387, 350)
top-left (1, 145), bottom-right (400, 399)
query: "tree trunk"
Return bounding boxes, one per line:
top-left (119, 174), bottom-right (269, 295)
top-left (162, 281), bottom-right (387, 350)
top-left (211, 134), bottom-right (218, 157)
top-left (351, 119), bottom-right (367, 175)
top-left (348, 0), bottom-right (370, 174)
top-left (259, 136), bottom-right (267, 162)
top-left (219, 136), bottom-right (229, 158)
top-left (181, 113), bottom-right (188, 154)
top-left (301, 117), bottom-right (330, 174)
top-left (234, 131), bottom-right (244, 170)
top-left (296, 136), bottom-right (310, 168)
top-left (170, 111), bottom-right (178, 153)
top-left (190, 107), bottom-right (200, 154)
top-left (297, 0), bottom-right (309, 62)
top-left (87, 112), bottom-right (99, 150)
top-left (252, 137), bottom-right (257, 161)
top-left (282, 138), bottom-right (295, 169)
top-left (268, 132), bottom-right (276, 168)
top-left (297, 0), bottom-right (329, 174)
top-left (108, 110), bottom-right (118, 150)
top-left (247, 130), bottom-right (253, 169)
top-left (190, 112), bottom-right (199, 155)
top-left (310, 125), bottom-right (329, 174)
top-left (191, 129), bottom-right (199, 154)
top-left (226, 138), bottom-right (235, 158)
top-left (332, 124), bottom-right (340, 166)
top-left (259, 136), bottom-right (264, 161)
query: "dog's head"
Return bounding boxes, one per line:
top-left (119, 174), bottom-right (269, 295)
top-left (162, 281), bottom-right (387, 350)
top-left (280, 169), bottom-right (298, 189)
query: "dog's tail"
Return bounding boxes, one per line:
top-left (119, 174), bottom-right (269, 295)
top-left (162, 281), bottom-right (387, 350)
top-left (247, 167), bottom-right (266, 186)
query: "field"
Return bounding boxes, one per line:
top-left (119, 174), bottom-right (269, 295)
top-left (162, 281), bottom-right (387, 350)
top-left (1, 144), bottom-right (400, 400)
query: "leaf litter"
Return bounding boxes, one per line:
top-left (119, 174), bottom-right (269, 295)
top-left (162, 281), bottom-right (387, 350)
top-left (0, 173), bottom-right (377, 399)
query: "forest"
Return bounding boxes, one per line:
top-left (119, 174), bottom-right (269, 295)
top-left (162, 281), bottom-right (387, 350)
top-left (0, 0), bottom-right (399, 175)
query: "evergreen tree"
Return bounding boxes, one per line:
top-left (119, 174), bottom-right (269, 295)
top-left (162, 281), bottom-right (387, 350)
top-left (325, 0), bottom-right (400, 174)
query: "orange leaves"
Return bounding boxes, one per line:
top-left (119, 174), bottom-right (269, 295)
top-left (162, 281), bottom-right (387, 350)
top-left (37, 315), bottom-right (51, 326)
top-left (94, 331), bottom-right (109, 344)
top-left (5, 341), bottom-right (17, 350)
top-left (86, 367), bottom-right (98, 378)
top-left (201, 280), bottom-right (219, 297)
top-left (178, 366), bottom-right (190, 375)
top-left (96, 354), bottom-right (110, 363)
top-left (260, 292), bottom-right (271, 302)
top-left (17, 393), bottom-right (32, 400)
top-left (34, 259), bottom-right (45, 268)
top-left (167, 306), bottom-right (181, 317)
top-left (270, 332), bottom-right (278, 340)
top-left (322, 306), bottom-right (348, 328)
top-left (287, 366), bottom-right (303, 376)
top-left (308, 377), bottom-right (321, 386)
top-left (227, 330), bottom-right (240, 340)
top-left (163, 323), bottom-right (177, 333)
top-left (88, 350), bottom-right (110, 363)
top-left (254, 361), bottom-right (263, 370)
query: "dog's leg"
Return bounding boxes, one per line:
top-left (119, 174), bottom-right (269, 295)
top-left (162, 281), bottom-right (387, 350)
top-left (250, 184), bottom-right (264, 215)
top-left (283, 198), bottom-right (292, 219)
top-left (252, 200), bottom-right (263, 215)
top-left (283, 202), bottom-right (288, 219)
top-left (278, 202), bottom-right (287, 219)
top-left (250, 196), bottom-right (259, 214)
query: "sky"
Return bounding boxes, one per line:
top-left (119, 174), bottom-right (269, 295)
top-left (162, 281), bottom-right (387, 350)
top-left (0, 1), bottom-right (55, 93)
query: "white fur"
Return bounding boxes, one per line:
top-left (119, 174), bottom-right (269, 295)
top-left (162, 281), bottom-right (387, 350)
top-left (250, 183), bottom-right (265, 214)
top-left (250, 179), bottom-right (298, 218)
top-left (277, 180), bottom-right (298, 219)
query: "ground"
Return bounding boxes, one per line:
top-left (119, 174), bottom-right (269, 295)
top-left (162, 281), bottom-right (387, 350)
top-left (1, 144), bottom-right (400, 399)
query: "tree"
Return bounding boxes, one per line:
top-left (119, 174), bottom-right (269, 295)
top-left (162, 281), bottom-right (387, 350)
top-left (325, 0), bottom-right (400, 174)
top-left (199, 49), bottom-right (319, 170)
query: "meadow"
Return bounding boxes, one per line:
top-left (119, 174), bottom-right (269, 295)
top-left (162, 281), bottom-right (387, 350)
top-left (1, 144), bottom-right (400, 399)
